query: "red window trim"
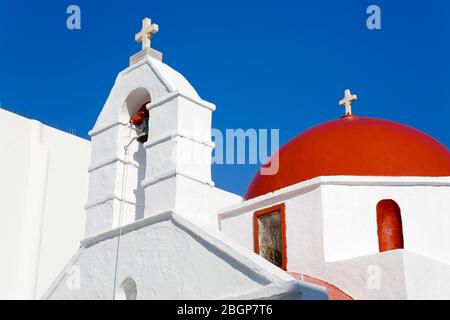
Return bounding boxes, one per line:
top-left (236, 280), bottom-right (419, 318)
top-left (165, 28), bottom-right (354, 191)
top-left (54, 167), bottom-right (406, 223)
top-left (253, 203), bottom-right (287, 271)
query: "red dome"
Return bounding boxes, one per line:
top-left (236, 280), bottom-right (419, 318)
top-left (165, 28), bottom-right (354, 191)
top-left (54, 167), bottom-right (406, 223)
top-left (245, 115), bottom-right (450, 200)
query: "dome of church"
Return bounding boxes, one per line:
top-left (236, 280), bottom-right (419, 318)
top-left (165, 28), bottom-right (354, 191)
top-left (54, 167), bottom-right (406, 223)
top-left (245, 115), bottom-right (450, 200)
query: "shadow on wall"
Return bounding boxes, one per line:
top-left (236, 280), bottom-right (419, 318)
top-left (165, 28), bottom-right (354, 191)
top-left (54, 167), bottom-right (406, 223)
top-left (134, 142), bottom-right (146, 220)
top-left (122, 87), bottom-right (151, 222)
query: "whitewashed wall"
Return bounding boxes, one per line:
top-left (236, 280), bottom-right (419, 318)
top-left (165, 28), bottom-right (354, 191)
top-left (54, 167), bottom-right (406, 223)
top-left (0, 109), bottom-right (90, 299)
top-left (218, 182), bottom-right (326, 278)
top-left (321, 179), bottom-right (450, 264)
top-left (218, 176), bottom-right (450, 299)
top-left (45, 213), bottom-right (323, 300)
top-left (85, 56), bottom-right (227, 237)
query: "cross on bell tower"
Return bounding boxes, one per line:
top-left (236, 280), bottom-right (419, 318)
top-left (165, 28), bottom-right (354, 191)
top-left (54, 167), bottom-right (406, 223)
top-left (130, 17), bottom-right (163, 64)
top-left (339, 89), bottom-right (357, 116)
top-left (135, 18), bottom-right (159, 51)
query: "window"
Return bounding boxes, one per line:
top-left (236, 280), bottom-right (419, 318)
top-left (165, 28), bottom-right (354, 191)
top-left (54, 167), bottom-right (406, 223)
top-left (376, 199), bottom-right (404, 252)
top-left (253, 204), bottom-right (287, 270)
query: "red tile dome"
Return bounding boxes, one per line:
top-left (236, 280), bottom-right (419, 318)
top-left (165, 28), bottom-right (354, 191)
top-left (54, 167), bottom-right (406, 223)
top-left (245, 115), bottom-right (450, 200)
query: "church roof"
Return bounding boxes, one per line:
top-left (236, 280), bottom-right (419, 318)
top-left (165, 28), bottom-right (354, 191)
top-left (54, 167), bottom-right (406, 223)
top-left (245, 115), bottom-right (450, 199)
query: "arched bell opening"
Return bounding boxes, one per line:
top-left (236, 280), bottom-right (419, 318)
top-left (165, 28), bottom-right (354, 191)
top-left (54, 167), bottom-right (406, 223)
top-left (123, 87), bottom-right (151, 144)
top-left (118, 88), bottom-right (151, 223)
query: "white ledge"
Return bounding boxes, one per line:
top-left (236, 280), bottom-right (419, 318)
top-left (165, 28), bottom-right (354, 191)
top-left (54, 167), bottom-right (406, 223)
top-left (148, 90), bottom-right (216, 112)
top-left (81, 211), bottom-right (173, 248)
top-left (218, 175), bottom-right (450, 219)
top-left (84, 194), bottom-right (141, 210)
top-left (144, 130), bottom-right (214, 149)
top-left (88, 156), bottom-right (140, 173)
top-left (142, 169), bottom-right (214, 188)
top-left (89, 121), bottom-right (137, 137)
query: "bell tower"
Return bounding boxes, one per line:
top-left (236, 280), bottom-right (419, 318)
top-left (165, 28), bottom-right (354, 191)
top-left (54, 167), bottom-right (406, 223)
top-left (85, 18), bottom-right (216, 238)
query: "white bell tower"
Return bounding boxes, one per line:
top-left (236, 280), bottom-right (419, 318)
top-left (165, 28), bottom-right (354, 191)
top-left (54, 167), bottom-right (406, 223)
top-left (85, 18), bottom-right (217, 238)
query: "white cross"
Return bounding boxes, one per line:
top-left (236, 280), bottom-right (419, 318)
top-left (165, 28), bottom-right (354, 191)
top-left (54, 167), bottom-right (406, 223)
top-left (339, 89), bottom-right (357, 116)
top-left (135, 18), bottom-right (159, 50)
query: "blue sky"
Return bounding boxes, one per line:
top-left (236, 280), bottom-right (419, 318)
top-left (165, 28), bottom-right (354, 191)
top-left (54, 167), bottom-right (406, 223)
top-left (1, 0), bottom-right (449, 196)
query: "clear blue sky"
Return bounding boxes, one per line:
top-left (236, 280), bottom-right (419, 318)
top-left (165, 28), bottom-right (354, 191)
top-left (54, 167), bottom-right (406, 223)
top-left (1, 0), bottom-right (449, 196)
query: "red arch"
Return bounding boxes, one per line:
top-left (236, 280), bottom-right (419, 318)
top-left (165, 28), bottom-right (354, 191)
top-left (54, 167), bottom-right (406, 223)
top-left (376, 200), bottom-right (404, 252)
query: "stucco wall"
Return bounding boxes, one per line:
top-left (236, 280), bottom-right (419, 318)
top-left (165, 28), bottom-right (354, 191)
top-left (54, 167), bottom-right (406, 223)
top-left (218, 184), bottom-right (326, 278)
top-left (325, 249), bottom-right (450, 300)
top-left (45, 213), bottom-right (319, 300)
top-left (402, 250), bottom-right (450, 299)
top-left (218, 176), bottom-right (450, 300)
top-left (0, 108), bottom-right (90, 299)
top-left (326, 250), bottom-right (408, 299)
top-left (321, 182), bottom-right (450, 264)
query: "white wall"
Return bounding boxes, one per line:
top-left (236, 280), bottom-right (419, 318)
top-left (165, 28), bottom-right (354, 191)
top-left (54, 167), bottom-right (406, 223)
top-left (218, 182), bottom-right (326, 278)
top-left (322, 181), bottom-right (450, 264)
top-left (325, 249), bottom-right (450, 300)
top-left (45, 213), bottom-right (319, 300)
top-left (285, 187), bottom-right (326, 278)
top-left (326, 250), bottom-right (408, 299)
top-left (219, 204), bottom-right (258, 250)
top-left (402, 250), bottom-right (450, 299)
top-left (85, 57), bottom-right (220, 237)
top-left (218, 176), bottom-right (450, 300)
top-left (0, 109), bottom-right (90, 299)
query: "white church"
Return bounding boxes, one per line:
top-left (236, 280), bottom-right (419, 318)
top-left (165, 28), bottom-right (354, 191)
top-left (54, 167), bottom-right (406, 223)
top-left (1, 18), bottom-right (450, 300)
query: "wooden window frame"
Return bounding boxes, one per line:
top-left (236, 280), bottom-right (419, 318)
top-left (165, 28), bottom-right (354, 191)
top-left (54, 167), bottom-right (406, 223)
top-left (253, 203), bottom-right (287, 270)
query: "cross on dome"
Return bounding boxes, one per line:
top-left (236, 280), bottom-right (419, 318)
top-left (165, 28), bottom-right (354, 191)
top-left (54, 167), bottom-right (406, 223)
top-left (339, 89), bottom-right (357, 116)
top-left (135, 18), bottom-right (159, 51)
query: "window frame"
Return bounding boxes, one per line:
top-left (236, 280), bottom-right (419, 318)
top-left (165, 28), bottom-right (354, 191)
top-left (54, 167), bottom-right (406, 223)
top-left (253, 203), bottom-right (287, 270)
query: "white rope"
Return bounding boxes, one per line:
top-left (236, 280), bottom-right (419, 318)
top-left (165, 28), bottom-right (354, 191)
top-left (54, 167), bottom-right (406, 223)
top-left (112, 125), bottom-right (134, 300)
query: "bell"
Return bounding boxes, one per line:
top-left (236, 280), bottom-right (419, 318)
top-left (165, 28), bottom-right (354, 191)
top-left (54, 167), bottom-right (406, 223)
top-left (137, 118), bottom-right (149, 143)
top-left (137, 132), bottom-right (148, 143)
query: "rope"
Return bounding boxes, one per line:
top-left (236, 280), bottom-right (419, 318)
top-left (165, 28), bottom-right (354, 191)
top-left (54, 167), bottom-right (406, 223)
top-left (112, 125), bottom-right (135, 300)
